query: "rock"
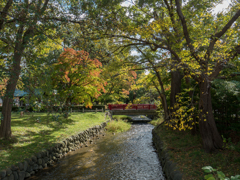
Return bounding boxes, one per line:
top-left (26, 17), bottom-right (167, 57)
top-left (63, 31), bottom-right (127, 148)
top-left (32, 156), bottom-right (37, 163)
top-left (30, 171), bottom-right (35, 175)
top-left (38, 165), bottom-right (43, 170)
top-left (10, 165), bottom-right (18, 171)
top-left (43, 163), bottom-right (47, 168)
top-left (8, 173), bottom-right (14, 180)
top-left (55, 153), bottom-right (60, 158)
top-left (0, 170), bottom-right (6, 178)
top-left (42, 159), bottom-right (45, 166)
top-left (43, 172), bottom-right (50, 176)
top-left (23, 161), bottom-right (28, 171)
top-left (6, 168), bottom-right (12, 176)
top-left (26, 165), bottom-right (33, 173)
top-left (36, 153), bottom-right (41, 159)
top-left (173, 172), bottom-right (182, 180)
top-left (17, 163), bottom-right (24, 171)
top-left (17, 171), bottom-right (25, 180)
top-left (38, 159), bottom-right (42, 165)
top-left (12, 171), bottom-right (18, 180)
top-left (25, 172), bottom-right (31, 178)
top-left (2, 177), bottom-right (9, 180)
top-left (46, 150), bottom-right (49, 157)
top-left (33, 164), bottom-right (38, 170)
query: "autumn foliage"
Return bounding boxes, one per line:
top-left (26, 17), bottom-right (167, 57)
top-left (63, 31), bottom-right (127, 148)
top-left (52, 48), bottom-right (106, 108)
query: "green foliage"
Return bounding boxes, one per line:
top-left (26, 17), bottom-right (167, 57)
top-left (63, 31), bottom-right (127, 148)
top-left (165, 87), bottom-right (199, 131)
top-left (212, 79), bottom-right (240, 136)
top-left (105, 120), bottom-right (131, 133)
top-left (202, 166), bottom-right (240, 180)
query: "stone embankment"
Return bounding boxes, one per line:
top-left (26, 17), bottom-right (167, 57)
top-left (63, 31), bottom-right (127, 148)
top-left (0, 121), bottom-right (109, 180)
top-left (152, 127), bottom-right (183, 180)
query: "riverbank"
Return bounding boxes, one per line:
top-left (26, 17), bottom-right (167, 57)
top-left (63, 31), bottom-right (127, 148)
top-left (152, 122), bottom-right (240, 180)
top-left (0, 112), bottom-right (109, 171)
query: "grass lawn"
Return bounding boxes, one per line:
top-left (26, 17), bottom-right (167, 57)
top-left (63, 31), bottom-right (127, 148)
top-left (153, 122), bottom-right (240, 180)
top-left (0, 112), bottom-right (109, 171)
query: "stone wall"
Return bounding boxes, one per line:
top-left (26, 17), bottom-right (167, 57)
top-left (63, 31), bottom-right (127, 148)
top-left (0, 121), bottom-right (109, 180)
top-left (152, 127), bottom-right (183, 180)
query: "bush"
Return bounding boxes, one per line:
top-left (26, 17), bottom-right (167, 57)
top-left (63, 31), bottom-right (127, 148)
top-left (105, 120), bottom-right (131, 133)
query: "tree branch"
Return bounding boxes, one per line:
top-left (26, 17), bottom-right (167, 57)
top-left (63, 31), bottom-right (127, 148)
top-left (205, 9), bottom-right (240, 61)
top-left (174, 0), bottom-right (203, 65)
top-left (0, 0), bottom-right (13, 30)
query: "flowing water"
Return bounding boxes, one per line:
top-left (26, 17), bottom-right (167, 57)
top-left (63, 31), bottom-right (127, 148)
top-left (31, 123), bottom-right (165, 180)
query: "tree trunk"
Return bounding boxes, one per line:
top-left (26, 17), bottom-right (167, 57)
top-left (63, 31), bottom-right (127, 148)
top-left (0, 25), bottom-right (24, 139)
top-left (153, 69), bottom-right (171, 121)
top-left (170, 70), bottom-right (182, 110)
top-left (0, 52), bottom-right (22, 138)
top-left (198, 81), bottom-right (223, 152)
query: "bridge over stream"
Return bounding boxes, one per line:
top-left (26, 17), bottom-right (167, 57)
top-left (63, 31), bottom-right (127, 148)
top-left (108, 104), bottom-right (157, 122)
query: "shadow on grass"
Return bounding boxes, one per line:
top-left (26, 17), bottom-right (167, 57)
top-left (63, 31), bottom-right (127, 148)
top-left (0, 113), bottom-right (78, 170)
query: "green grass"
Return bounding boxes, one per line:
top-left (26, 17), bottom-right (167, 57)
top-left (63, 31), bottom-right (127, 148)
top-left (105, 120), bottom-right (131, 133)
top-left (154, 124), bottom-right (240, 180)
top-left (149, 116), bottom-right (164, 126)
top-left (112, 115), bottom-right (131, 121)
top-left (0, 112), bottom-right (109, 171)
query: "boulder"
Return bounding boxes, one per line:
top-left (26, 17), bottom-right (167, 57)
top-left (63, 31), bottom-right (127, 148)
top-left (17, 171), bottom-right (25, 180)
top-left (6, 168), bottom-right (12, 176)
top-left (23, 161), bottom-right (28, 171)
top-left (12, 171), bottom-right (18, 180)
top-left (25, 172), bottom-right (31, 178)
top-left (8, 174), bottom-right (14, 180)
top-left (37, 159), bottom-right (42, 165)
top-left (0, 170), bottom-right (6, 178)
top-left (17, 163), bottom-right (24, 171)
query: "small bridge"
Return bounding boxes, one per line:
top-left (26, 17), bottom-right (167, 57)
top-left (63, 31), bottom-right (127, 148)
top-left (108, 104), bottom-right (157, 116)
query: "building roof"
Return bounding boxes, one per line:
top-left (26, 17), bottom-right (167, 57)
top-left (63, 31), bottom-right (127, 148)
top-left (14, 89), bottom-right (29, 97)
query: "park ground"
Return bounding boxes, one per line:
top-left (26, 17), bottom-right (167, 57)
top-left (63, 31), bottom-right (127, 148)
top-left (1, 112), bottom-right (239, 180)
top-left (150, 119), bottom-right (240, 180)
top-left (0, 112), bottom-right (110, 171)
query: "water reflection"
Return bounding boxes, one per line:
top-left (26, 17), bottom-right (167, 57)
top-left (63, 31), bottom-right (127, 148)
top-left (32, 123), bottom-right (165, 180)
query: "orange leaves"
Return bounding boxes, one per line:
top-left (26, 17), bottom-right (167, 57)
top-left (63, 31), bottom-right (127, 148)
top-left (52, 48), bottom-right (107, 108)
top-left (130, 71), bottom-right (137, 79)
top-left (122, 89), bottom-right (130, 95)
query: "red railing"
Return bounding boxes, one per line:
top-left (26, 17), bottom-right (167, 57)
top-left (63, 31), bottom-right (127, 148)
top-left (108, 104), bottom-right (157, 110)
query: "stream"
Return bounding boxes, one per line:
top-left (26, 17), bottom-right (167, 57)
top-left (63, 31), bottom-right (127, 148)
top-left (29, 123), bottom-right (165, 180)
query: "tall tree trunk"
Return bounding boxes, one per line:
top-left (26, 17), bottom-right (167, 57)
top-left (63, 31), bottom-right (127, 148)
top-left (154, 69), bottom-right (171, 121)
top-left (170, 70), bottom-right (182, 110)
top-left (152, 81), bottom-right (169, 121)
top-left (0, 25), bottom-right (24, 139)
top-left (0, 48), bottom-right (22, 138)
top-left (199, 81), bottom-right (223, 152)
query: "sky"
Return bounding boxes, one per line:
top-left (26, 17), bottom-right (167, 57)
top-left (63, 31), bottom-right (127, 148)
top-left (121, 0), bottom-right (231, 13)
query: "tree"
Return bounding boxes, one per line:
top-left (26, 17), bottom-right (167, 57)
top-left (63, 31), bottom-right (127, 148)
top-left (82, 0), bottom-right (240, 152)
top-left (0, 0), bottom-right (118, 138)
top-left (98, 58), bottom-right (138, 104)
top-left (52, 48), bottom-right (106, 109)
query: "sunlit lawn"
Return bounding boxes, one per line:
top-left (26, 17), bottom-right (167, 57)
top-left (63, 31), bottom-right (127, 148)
top-left (0, 112), bottom-right (109, 170)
